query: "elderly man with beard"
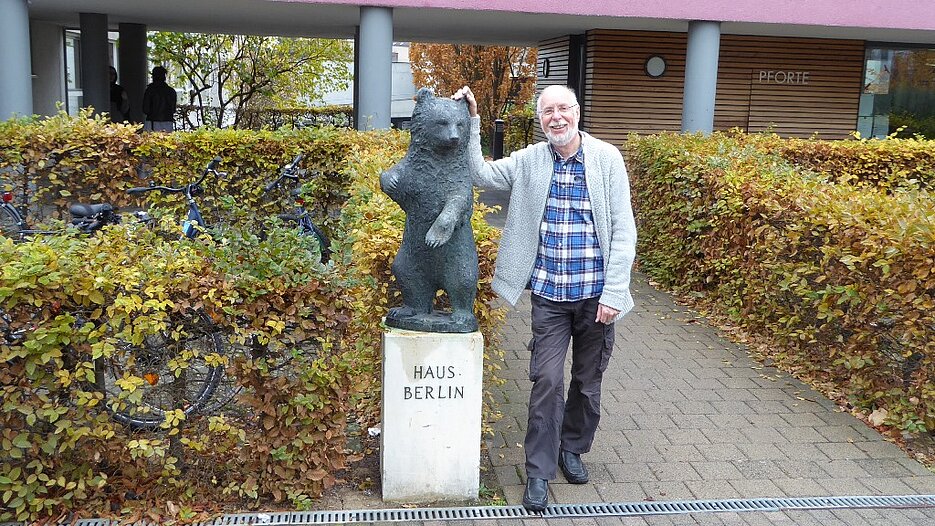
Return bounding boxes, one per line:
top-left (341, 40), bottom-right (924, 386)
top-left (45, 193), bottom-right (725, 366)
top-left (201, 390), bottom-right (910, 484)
top-left (453, 85), bottom-right (636, 512)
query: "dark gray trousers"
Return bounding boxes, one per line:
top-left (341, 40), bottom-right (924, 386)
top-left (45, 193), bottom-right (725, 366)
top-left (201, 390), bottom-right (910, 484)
top-left (525, 294), bottom-right (615, 480)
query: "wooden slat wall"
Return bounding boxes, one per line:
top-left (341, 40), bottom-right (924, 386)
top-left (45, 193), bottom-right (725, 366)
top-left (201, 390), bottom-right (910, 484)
top-left (581, 30), bottom-right (865, 145)
top-left (533, 36), bottom-right (571, 143)
top-left (585, 30), bottom-right (688, 146)
top-left (719, 35), bottom-right (864, 138)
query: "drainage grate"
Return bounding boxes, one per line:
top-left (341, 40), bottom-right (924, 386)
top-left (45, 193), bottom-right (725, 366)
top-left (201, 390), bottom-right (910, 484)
top-left (3, 494), bottom-right (934, 525)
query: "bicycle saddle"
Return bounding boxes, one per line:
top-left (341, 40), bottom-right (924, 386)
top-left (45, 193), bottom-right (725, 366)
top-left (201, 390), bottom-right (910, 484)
top-left (69, 203), bottom-right (114, 218)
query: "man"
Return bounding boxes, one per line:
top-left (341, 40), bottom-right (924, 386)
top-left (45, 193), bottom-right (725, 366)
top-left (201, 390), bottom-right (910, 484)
top-left (109, 66), bottom-right (129, 123)
top-left (454, 85), bottom-right (636, 512)
top-left (142, 66), bottom-right (177, 132)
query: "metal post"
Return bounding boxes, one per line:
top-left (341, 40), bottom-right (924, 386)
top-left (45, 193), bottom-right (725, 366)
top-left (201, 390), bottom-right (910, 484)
top-left (492, 119), bottom-right (505, 160)
top-left (681, 20), bottom-right (721, 134)
top-left (356, 6), bottom-right (393, 130)
top-left (79, 13), bottom-right (109, 117)
top-left (0, 0), bottom-right (33, 119)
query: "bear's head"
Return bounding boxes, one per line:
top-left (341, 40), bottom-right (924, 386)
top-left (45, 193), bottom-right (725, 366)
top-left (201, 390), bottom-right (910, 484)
top-left (409, 87), bottom-right (471, 154)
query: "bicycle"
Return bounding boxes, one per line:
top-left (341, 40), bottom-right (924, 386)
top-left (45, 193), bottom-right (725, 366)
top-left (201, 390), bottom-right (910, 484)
top-left (93, 156), bottom-right (236, 428)
top-left (0, 187), bottom-right (148, 241)
top-left (261, 153), bottom-right (332, 263)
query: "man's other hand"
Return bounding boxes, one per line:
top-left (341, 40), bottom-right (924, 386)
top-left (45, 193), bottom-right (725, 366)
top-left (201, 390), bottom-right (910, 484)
top-left (596, 304), bottom-right (619, 324)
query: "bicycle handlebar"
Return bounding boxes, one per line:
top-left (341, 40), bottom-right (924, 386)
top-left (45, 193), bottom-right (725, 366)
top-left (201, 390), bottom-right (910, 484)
top-left (127, 156), bottom-right (225, 196)
top-left (263, 153), bottom-right (319, 193)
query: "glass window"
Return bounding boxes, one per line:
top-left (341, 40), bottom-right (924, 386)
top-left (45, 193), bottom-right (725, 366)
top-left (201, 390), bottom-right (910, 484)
top-left (860, 46), bottom-right (935, 139)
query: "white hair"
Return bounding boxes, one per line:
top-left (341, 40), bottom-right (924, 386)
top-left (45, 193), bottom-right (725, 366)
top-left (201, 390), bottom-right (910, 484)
top-left (536, 85), bottom-right (579, 113)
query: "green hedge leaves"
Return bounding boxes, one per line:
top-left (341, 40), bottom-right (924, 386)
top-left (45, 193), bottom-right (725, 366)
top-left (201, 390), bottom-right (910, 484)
top-left (628, 131), bottom-right (935, 435)
top-left (0, 112), bottom-right (504, 522)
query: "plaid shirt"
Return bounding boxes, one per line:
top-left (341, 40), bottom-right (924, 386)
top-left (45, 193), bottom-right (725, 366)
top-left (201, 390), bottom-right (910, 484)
top-left (529, 144), bottom-right (605, 302)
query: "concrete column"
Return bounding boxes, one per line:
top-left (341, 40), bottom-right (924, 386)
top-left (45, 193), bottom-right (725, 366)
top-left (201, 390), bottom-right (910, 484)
top-left (0, 0), bottom-right (33, 119)
top-left (79, 12), bottom-right (109, 117)
top-left (30, 21), bottom-right (66, 117)
top-left (119, 23), bottom-right (148, 123)
top-left (356, 6), bottom-right (392, 130)
top-left (681, 20), bottom-right (721, 134)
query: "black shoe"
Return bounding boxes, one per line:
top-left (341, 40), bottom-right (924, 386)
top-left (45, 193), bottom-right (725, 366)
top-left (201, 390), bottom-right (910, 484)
top-left (559, 449), bottom-right (589, 484)
top-left (522, 477), bottom-right (548, 512)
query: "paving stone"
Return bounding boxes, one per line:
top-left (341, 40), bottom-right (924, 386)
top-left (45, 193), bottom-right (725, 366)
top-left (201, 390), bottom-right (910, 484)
top-left (815, 442), bottom-right (869, 460)
top-left (734, 443), bottom-right (788, 461)
top-left (550, 482), bottom-right (603, 504)
top-left (701, 428), bottom-right (750, 445)
top-left (639, 480), bottom-right (695, 500)
top-left (739, 427), bottom-right (787, 444)
top-left (728, 478), bottom-right (784, 498)
top-left (662, 428), bottom-right (711, 445)
top-left (854, 440), bottom-right (915, 459)
top-left (777, 412), bottom-right (827, 428)
top-left (623, 430), bottom-right (673, 447)
top-left (732, 459), bottom-right (787, 480)
top-left (904, 475), bottom-right (935, 493)
top-left (671, 414), bottom-right (715, 430)
top-left (695, 443), bottom-right (747, 462)
top-left (633, 414), bottom-right (679, 430)
top-left (689, 460), bottom-right (744, 480)
top-left (821, 459), bottom-right (872, 478)
top-left (647, 462), bottom-right (702, 482)
top-left (770, 477), bottom-right (827, 497)
top-left (595, 482), bottom-right (648, 502)
top-left (606, 463), bottom-right (655, 483)
top-left (775, 426), bottom-right (826, 444)
top-left (656, 444), bottom-right (703, 462)
top-left (773, 443), bottom-right (829, 462)
top-left (777, 460), bottom-right (830, 479)
top-left (815, 477), bottom-right (872, 495)
top-left (683, 480), bottom-right (740, 500)
top-left (859, 476), bottom-right (917, 494)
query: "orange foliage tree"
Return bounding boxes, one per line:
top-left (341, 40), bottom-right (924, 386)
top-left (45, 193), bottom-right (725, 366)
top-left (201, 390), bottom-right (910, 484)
top-left (409, 43), bottom-right (537, 147)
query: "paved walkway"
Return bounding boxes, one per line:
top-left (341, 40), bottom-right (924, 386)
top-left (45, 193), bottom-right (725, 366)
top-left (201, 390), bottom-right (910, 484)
top-left (479, 276), bottom-right (935, 524)
top-left (471, 189), bottom-right (935, 524)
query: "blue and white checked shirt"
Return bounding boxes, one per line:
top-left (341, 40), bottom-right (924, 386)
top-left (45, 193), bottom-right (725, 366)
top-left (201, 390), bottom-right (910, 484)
top-left (529, 144), bottom-right (605, 302)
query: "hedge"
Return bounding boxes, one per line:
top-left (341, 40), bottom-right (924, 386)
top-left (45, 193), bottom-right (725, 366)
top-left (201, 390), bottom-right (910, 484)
top-left (627, 132), bottom-right (935, 435)
top-left (0, 111), bottom-right (504, 522)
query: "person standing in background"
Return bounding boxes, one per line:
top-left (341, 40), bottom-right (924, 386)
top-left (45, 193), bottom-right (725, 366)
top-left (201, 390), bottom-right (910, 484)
top-left (142, 66), bottom-right (177, 131)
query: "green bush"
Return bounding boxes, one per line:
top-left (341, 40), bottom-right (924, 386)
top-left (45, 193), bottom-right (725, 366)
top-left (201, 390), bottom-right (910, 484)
top-left (0, 112), bottom-right (506, 522)
top-left (748, 132), bottom-right (935, 190)
top-left (628, 132), bottom-right (935, 434)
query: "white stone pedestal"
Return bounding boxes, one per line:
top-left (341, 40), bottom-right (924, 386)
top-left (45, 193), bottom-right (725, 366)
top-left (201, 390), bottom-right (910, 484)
top-left (381, 328), bottom-right (484, 503)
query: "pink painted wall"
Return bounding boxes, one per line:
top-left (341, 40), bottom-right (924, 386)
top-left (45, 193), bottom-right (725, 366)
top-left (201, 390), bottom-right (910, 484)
top-left (284, 0), bottom-right (935, 31)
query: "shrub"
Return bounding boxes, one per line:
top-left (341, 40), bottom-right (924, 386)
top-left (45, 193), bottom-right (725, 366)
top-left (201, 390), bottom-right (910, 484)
top-left (628, 132), bottom-right (935, 434)
top-left (0, 113), bottom-right (505, 522)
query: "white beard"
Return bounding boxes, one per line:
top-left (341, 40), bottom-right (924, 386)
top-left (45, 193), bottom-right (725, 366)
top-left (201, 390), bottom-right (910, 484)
top-left (546, 123), bottom-right (578, 147)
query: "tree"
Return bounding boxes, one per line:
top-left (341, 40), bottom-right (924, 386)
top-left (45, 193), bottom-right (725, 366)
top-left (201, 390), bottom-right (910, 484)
top-left (409, 44), bottom-right (537, 146)
top-left (149, 32), bottom-right (352, 129)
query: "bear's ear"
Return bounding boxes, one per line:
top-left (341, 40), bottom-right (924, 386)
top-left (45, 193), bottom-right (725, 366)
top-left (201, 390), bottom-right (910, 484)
top-left (414, 87), bottom-right (434, 103)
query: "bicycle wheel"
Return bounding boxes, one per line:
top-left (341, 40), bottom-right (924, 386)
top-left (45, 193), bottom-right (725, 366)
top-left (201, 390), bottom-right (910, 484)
top-left (0, 204), bottom-right (23, 240)
top-left (305, 222), bottom-right (331, 264)
top-left (96, 310), bottom-right (228, 430)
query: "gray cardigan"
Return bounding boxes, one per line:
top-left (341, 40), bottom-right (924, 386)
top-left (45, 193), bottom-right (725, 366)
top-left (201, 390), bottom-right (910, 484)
top-left (468, 117), bottom-right (637, 318)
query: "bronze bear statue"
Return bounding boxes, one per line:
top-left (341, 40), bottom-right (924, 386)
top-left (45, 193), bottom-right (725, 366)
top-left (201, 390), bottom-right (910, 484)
top-left (380, 88), bottom-right (479, 333)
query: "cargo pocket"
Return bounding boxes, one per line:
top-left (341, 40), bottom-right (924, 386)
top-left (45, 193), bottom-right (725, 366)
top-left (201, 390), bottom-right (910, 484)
top-left (527, 337), bottom-right (539, 382)
top-left (598, 324), bottom-right (615, 372)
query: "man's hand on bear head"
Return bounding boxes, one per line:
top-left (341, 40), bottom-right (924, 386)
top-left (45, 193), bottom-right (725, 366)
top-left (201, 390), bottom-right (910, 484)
top-left (452, 86), bottom-right (478, 118)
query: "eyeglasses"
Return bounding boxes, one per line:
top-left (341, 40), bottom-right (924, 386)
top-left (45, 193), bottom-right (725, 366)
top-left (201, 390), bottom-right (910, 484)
top-left (537, 104), bottom-right (578, 118)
